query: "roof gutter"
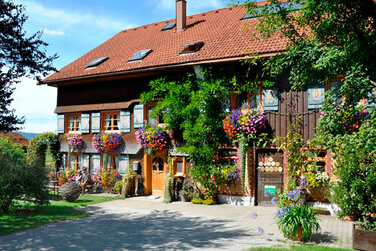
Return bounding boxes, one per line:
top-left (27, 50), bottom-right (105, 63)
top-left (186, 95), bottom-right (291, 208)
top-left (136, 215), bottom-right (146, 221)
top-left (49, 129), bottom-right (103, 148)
top-left (44, 52), bottom-right (282, 86)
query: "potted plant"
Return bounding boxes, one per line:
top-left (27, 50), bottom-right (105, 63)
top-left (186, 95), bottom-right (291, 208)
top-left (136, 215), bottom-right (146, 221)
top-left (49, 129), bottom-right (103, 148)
top-left (113, 180), bottom-right (122, 195)
top-left (179, 179), bottom-right (189, 202)
top-left (135, 124), bottom-right (170, 154)
top-left (92, 132), bottom-right (122, 153)
top-left (276, 205), bottom-right (320, 241)
top-left (67, 134), bottom-right (84, 149)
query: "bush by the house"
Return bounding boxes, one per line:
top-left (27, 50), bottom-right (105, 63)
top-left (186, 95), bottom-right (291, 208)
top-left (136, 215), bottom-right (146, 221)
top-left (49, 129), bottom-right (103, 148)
top-left (0, 138), bottom-right (49, 213)
top-left (93, 166), bottom-right (121, 190)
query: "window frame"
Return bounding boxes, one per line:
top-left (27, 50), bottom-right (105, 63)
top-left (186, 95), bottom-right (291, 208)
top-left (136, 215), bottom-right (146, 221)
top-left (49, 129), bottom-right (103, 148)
top-left (101, 110), bottom-right (121, 132)
top-left (173, 157), bottom-right (187, 176)
top-left (230, 83), bottom-right (263, 111)
top-left (65, 113), bottom-right (82, 133)
top-left (146, 103), bottom-right (165, 125)
top-left (216, 147), bottom-right (238, 165)
top-left (70, 153), bottom-right (82, 170)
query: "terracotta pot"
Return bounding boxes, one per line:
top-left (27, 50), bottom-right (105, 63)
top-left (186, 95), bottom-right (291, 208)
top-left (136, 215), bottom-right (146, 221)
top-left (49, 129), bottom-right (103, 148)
top-left (344, 215), bottom-right (357, 221)
top-left (291, 226), bottom-right (303, 241)
top-left (353, 224), bottom-right (376, 251)
top-left (117, 190), bottom-right (122, 195)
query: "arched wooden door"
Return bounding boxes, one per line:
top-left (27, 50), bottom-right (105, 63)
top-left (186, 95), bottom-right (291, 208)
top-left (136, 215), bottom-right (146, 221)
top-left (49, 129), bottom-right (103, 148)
top-left (145, 150), bottom-right (167, 196)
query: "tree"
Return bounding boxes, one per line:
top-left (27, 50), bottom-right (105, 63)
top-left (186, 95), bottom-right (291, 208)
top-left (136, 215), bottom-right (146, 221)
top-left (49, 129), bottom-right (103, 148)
top-left (0, 0), bottom-right (57, 131)
top-left (234, 0), bottom-right (376, 105)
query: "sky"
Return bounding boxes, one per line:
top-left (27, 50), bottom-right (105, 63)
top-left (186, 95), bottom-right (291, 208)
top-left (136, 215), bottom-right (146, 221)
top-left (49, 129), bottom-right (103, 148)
top-left (11, 0), bottom-right (230, 133)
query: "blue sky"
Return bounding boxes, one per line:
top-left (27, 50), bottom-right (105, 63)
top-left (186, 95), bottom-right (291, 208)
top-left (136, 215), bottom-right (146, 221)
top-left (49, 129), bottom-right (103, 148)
top-left (11, 0), bottom-right (231, 133)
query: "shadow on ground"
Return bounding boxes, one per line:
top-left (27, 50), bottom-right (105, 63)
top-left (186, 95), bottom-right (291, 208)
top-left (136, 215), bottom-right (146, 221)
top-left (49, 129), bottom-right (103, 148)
top-left (0, 207), bottom-right (260, 250)
top-left (311, 232), bottom-right (338, 245)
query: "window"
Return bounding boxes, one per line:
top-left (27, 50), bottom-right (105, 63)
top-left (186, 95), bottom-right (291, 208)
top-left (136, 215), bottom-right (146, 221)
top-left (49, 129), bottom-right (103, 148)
top-left (86, 57), bottom-right (108, 69)
top-left (103, 112), bottom-right (120, 131)
top-left (217, 148), bottom-right (238, 165)
top-left (152, 157), bottom-right (164, 172)
top-left (231, 85), bottom-right (262, 111)
top-left (161, 22), bottom-right (176, 31)
top-left (128, 49), bottom-right (152, 62)
top-left (66, 114), bottom-right (81, 132)
top-left (70, 154), bottom-right (82, 169)
top-left (179, 42), bottom-right (204, 55)
top-left (107, 153), bottom-right (120, 169)
top-left (172, 157), bottom-right (188, 176)
top-left (147, 104), bottom-right (165, 125)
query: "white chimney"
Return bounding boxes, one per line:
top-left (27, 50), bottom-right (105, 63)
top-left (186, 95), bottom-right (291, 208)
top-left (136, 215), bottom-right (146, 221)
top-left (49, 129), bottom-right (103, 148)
top-left (176, 0), bottom-right (187, 31)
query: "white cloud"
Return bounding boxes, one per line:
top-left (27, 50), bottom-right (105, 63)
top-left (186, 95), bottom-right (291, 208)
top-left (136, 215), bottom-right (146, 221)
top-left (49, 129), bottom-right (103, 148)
top-left (19, 0), bottom-right (136, 33)
top-left (153, 0), bottom-right (225, 14)
top-left (10, 77), bottom-right (57, 133)
top-left (43, 29), bottom-right (65, 36)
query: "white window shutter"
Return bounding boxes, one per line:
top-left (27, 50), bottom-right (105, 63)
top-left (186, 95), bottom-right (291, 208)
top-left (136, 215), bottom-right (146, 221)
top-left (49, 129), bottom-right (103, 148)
top-left (134, 104), bottom-right (144, 128)
top-left (120, 110), bottom-right (131, 133)
top-left (57, 114), bottom-right (65, 134)
top-left (81, 114), bottom-right (90, 133)
top-left (91, 113), bottom-right (101, 133)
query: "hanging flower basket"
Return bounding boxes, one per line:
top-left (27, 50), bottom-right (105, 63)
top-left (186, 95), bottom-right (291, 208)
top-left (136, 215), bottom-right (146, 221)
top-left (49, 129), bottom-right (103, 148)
top-left (92, 132), bottom-right (122, 153)
top-left (135, 124), bottom-right (169, 152)
top-left (67, 134), bottom-right (84, 149)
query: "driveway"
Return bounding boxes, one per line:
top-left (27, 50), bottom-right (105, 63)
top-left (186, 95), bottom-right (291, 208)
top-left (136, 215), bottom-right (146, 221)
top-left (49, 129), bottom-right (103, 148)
top-left (0, 197), bottom-right (352, 250)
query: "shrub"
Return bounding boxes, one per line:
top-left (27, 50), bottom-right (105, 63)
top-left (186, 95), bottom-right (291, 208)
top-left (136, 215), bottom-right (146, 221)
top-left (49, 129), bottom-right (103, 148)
top-left (276, 205), bottom-right (320, 242)
top-left (191, 198), bottom-right (203, 204)
top-left (163, 157), bottom-right (175, 203)
top-left (0, 138), bottom-right (49, 213)
top-left (113, 180), bottom-right (122, 192)
top-left (122, 169), bottom-right (136, 198)
top-left (203, 199), bottom-right (214, 205)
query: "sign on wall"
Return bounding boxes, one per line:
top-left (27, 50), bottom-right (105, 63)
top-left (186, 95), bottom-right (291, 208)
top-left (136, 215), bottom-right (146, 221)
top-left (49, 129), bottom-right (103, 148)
top-left (264, 185), bottom-right (276, 195)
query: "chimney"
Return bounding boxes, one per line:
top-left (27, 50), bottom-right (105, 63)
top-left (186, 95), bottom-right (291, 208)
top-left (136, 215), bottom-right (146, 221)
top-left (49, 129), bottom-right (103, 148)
top-left (176, 0), bottom-right (187, 31)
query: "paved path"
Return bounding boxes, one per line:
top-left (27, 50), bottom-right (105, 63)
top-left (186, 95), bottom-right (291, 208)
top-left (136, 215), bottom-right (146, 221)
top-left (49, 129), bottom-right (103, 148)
top-left (0, 197), bottom-right (352, 250)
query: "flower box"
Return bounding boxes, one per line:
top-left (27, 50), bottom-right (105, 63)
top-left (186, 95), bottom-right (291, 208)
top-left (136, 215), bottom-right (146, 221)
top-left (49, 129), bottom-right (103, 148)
top-left (306, 187), bottom-right (329, 202)
top-left (353, 224), bottom-right (376, 251)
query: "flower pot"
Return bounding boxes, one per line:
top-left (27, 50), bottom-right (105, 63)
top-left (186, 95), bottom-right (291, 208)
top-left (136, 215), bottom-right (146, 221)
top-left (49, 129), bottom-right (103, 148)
top-left (117, 190), bottom-right (122, 195)
top-left (344, 215), bottom-right (357, 221)
top-left (291, 226), bottom-right (303, 241)
top-left (353, 224), bottom-right (376, 251)
top-left (312, 208), bottom-right (331, 215)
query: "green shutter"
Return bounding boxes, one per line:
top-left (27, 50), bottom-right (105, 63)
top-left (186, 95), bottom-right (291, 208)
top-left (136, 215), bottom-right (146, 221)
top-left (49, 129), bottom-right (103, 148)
top-left (91, 113), bottom-right (101, 133)
top-left (308, 81), bottom-right (325, 109)
top-left (134, 104), bottom-right (144, 128)
top-left (119, 155), bottom-right (129, 176)
top-left (81, 114), bottom-right (90, 133)
top-left (57, 114), bottom-right (65, 134)
top-left (120, 110), bottom-right (131, 133)
top-left (263, 88), bottom-right (279, 111)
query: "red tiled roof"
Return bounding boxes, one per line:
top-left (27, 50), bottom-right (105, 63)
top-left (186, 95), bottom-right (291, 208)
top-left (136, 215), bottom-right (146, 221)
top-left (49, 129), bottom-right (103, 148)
top-left (44, 4), bottom-right (287, 84)
top-left (0, 132), bottom-right (29, 147)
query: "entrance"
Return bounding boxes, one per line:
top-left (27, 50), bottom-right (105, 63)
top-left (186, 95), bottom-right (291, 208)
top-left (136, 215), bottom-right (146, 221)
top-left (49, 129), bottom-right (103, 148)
top-left (144, 150), bottom-right (167, 196)
top-left (256, 150), bottom-right (284, 206)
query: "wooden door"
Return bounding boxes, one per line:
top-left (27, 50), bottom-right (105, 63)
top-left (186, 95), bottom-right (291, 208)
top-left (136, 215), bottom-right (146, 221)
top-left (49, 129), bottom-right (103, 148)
top-left (151, 154), bottom-right (167, 195)
top-left (256, 150), bottom-right (284, 206)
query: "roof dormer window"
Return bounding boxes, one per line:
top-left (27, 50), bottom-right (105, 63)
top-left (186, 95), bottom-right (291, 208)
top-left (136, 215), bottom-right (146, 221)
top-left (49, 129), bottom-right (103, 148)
top-left (85, 57), bottom-right (109, 69)
top-left (161, 22), bottom-right (176, 31)
top-left (128, 49), bottom-right (153, 62)
top-left (179, 42), bottom-right (204, 55)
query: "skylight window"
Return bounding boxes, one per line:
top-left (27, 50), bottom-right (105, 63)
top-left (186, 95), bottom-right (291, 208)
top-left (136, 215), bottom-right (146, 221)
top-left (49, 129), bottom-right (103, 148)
top-left (128, 49), bottom-right (153, 62)
top-left (179, 42), bottom-right (204, 55)
top-left (241, 2), bottom-right (302, 20)
top-left (161, 22), bottom-right (176, 31)
top-left (86, 57), bottom-right (109, 69)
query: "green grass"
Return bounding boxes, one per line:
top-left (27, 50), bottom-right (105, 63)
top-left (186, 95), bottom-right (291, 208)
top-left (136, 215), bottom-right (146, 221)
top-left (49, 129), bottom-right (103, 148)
top-left (0, 195), bottom-right (120, 236)
top-left (247, 245), bottom-right (352, 251)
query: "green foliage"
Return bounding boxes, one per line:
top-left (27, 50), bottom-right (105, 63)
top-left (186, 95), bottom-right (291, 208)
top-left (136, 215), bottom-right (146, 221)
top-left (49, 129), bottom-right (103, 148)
top-left (0, 138), bottom-right (49, 214)
top-left (122, 169), bottom-right (136, 198)
top-left (202, 199), bottom-right (215, 205)
top-left (0, 0), bottom-right (57, 131)
top-left (239, 137), bottom-right (247, 192)
top-left (178, 178), bottom-right (189, 196)
top-left (325, 118), bottom-right (376, 230)
top-left (276, 205), bottom-right (320, 242)
top-left (27, 133), bottom-right (61, 170)
top-left (191, 198), bottom-right (203, 204)
top-left (234, 0), bottom-right (376, 105)
top-left (163, 156), bottom-right (175, 203)
top-left (141, 65), bottom-right (266, 194)
top-left (113, 181), bottom-right (122, 192)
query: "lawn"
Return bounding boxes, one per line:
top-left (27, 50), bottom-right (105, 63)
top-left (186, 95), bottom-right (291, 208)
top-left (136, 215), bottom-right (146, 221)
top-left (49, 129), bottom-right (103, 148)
top-left (0, 195), bottom-right (120, 236)
top-left (247, 245), bottom-right (352, 251)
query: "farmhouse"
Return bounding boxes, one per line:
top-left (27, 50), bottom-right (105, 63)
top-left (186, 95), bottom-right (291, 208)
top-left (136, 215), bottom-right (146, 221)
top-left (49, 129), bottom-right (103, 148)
top-left (44, 0), bottom-right (334, 206)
